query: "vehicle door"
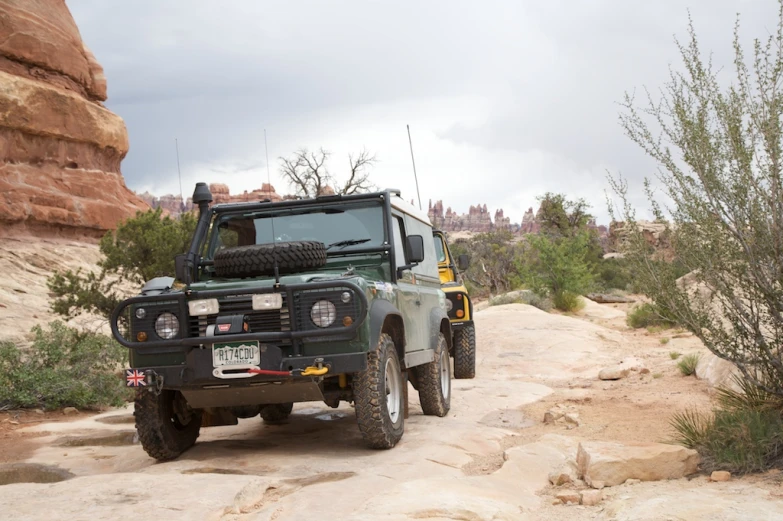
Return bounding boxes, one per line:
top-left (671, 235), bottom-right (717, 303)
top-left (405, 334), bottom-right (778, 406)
top-left (433, 231), bottom-right (456, 284)
top-left (391, 213), bottom-right (423, 353)
top-left (406, 216), bottom-right (443, 348)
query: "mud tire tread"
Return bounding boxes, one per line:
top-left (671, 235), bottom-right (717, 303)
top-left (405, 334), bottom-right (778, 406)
top-left (353, 333), bottom-right (404, 449)
top-left (134, 389), bottom-right (202, 461)
top-left (453, 323), bottom-right (476, 379)
top-left (414, 333), bottom-right (451, 417)
top-left (214, 241), bottom-right (327, 278)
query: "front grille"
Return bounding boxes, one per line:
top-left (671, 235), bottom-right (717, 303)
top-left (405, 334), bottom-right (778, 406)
top-left (188, 295), bottom-right (291, 344)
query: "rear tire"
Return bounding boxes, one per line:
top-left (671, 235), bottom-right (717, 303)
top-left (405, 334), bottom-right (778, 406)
top-left (453, 323), bottom-right (476, 379)
top-left (415, 332), bottom-right (451, 416)
top-left (353, 333), bottom-right (404, 449)
top-left (260, 403), bottom-right (294, 423)
top-left (134, 389), bottom-right (202, 461)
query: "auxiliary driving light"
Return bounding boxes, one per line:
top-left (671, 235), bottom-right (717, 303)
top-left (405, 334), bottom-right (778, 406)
top-left (252, 293), bottom-right (283, 310)
top-left (135, 307), bottom-right (146, 319)
top-left (188, 298), bottom-right (219, 316)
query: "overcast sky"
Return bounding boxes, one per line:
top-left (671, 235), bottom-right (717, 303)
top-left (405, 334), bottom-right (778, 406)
top-left (68, 0), bottom-right (774, 224)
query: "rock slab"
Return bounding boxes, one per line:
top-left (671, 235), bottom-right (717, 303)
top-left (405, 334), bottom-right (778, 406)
top-left (577, 440), bottom-right (700, 487)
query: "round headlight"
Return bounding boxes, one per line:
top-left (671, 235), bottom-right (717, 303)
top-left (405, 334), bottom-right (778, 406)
top-left (341, 291), bottom-right (352, 303)
top-left (445, 299), bottom-right (453, 312)
top-left (135, 307), bottom-right (146, 319)
top-left (155, 312), bottom-right (180, 339)
top-left (310, 300), bottom-right (337, 328)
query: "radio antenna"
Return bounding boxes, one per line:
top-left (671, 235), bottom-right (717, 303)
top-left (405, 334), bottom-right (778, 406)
top-left (407, 124), bottom-right (422, 210)
top-left (175, 138), bottom-right (185, 213)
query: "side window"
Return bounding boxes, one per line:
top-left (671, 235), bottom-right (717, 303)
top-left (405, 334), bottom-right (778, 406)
top-left (433, 235), bottom-right (447, 263)
top-left (405, 216), bottom-right (439, 276)
top-left (392, 215), bottom-right (408, 269)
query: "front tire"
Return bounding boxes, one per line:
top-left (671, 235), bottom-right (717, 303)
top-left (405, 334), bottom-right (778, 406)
top-left (415, 332), bottom-right (451, 416)
top-left (453, 323), bottom-right (476, 379)
top-left (260, 403), bottom-right (294, 423)
top-left (353, 333), bottom-right (404, 449)
top-left (134, 389), bottom-right (202, 461)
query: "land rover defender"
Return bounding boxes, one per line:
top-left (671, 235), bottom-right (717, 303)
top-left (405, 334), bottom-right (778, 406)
top-left (110, 182), bottom-right (456, 460)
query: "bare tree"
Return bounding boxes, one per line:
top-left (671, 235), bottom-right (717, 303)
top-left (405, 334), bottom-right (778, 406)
top-left (279, 147), bottom-right (377, 198)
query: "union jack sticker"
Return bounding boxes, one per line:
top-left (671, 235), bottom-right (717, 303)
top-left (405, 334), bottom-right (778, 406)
top-left (125, 369), bottom-right (147, 387)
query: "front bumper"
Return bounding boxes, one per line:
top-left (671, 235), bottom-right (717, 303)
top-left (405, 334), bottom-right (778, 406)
top-left (134, 347), bottom-right (368, 390)
top-left (111, 280), bottom-right (369, 355)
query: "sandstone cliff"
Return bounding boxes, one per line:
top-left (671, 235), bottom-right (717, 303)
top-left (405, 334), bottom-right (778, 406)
top-left (0, 0), bottom-right (149, 238)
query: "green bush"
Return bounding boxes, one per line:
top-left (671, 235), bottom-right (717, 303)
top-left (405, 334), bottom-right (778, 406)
top-left (522, 231), bottom-right (596, 312)
top-left (0, 322), bottom-right (132, 411)
top-left (671, 377), bottom-right (783, 473)
top-left (596, 257), bottom-right (635, 292)
top-left (627, 303), bottom-right (677, 329)
top-left (677, 353), bottom-right (701, 376)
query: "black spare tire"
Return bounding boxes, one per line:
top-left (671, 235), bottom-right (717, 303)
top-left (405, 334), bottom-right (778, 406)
top-left (214, 241), bottom-right (327, 278)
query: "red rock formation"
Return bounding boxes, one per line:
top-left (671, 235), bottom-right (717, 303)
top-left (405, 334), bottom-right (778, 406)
top-left (0, 0), bottom-right (149, 238)
top-left (141, 183), bottom-right (284, 216)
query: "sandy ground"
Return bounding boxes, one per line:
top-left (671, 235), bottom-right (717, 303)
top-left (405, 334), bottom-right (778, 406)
top-left (1, 291), bottom-right (781, 519)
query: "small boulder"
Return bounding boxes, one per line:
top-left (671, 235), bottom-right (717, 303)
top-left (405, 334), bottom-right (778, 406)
top-left (577, 440), bottom-right (700, 487)
top-left (580, 489), bottom-right (604, 506)
top-left (599, 366), bottom-right (630, 381)
top-left (62, 407), bottom-right (78, 416)
top-left (710, 471), bottom-right (731, 482)
top-left (564, 413), bottom-right (581, 429)
top-left (555, 491), bottom-right (580, 505)
top-left (548, 462), bottom-right (578, 486)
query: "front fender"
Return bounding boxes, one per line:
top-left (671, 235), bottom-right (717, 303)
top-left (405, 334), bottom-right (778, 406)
top-left (369, 299), bottom-right (404, 351)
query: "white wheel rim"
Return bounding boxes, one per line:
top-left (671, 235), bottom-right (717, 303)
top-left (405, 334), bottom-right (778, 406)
top-left (385, 357), bottom-right (402, 424)
top-left (440, 351), bottom-right (450, 400)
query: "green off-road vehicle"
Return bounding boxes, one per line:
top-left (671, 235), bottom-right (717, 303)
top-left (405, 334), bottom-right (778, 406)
top-left (111, 182), bottom-right (467, 460)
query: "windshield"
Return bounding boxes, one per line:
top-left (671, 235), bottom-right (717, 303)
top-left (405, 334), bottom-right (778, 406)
top-left (206, 202), bottom-right (386, 260)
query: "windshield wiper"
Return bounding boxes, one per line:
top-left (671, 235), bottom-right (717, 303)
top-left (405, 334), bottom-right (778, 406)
top-left (326, 238), bottom-right (371, 251)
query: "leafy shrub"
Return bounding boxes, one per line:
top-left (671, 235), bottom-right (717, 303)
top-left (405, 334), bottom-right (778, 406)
top-left (627, 303), bottom-right (677, 329)
top-left (0, 322), bottom-right (131, 411)
top-left (596, 257), bottom-right (635, 292)
top-left (677, 353), bottom-right (701, 376)
top-left (660, 337), bottom-right (671, 345)
top-left (48, 207), bottom-right (196, 321)
top-left (671, 377), bottom-right (783, 473)
top-left (669, 350), bottom-right (681, 359)
top-left (522, 231), bottom-right (596, 312)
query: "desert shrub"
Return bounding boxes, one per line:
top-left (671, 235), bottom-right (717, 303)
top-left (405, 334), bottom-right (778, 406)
top-left (669, 351), bottom-right (681, 359)
top-left (677, 353), bottom-right (701, 376)
top-left (0, 322), bottom-right (131, 411)
top-left (610, 2), bottom-right (783, 398)
top-left (627, 303), bottom-right (677, 329)
top-left (595, 257), bottom-right (635, 292)
top-left (448, 231), bottom-right (525, 298)
top-left (48, 208), bottom-right (197, 321)
top-left (671, 377), bottom-right (783, 473)
top-left (660, 337), bottom-right (671, 345)
top-left (522, 231), bottom-right (596, 312)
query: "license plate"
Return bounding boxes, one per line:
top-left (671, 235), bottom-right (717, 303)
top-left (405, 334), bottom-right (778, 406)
top-left (212, 341), bottom-right (260, 367)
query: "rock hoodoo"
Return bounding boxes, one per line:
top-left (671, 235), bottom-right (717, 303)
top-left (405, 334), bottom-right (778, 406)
top-left (0, 0), bottom-right (149, 238)
top-left (140, 183), bottom-right (284, 216)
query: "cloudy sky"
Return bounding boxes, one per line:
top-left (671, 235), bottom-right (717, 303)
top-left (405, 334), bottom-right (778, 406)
top-left (68, 0), bottom-right (773, 225)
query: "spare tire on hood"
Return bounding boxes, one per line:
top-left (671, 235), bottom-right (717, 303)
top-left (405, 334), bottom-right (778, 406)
top-left (213, 241), bottom-right (327, 278)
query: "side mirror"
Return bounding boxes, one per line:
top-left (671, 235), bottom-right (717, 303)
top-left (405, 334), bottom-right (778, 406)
top-left (457, 254), bottom-right (470, 271)
top-left (174, 253), bottom-right (187, 283)
top-left (406, 235), bottom-right (425, 263)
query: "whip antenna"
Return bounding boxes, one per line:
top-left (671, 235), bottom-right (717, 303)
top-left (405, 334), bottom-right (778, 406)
top-left (407, 124), bottom-right (422, 210)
